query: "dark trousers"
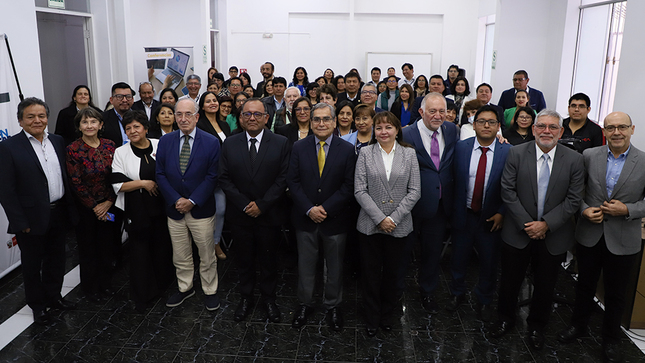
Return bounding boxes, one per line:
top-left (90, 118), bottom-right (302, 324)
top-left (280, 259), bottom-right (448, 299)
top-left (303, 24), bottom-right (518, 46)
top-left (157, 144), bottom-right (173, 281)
top-left (75, 202), bottom-right (122, 294)
top-left (231, 223), bottom-right (280, 302)
top-left (449, 209), bottom-right (502, 305)
top-left (360, 232), bottom-right (407, 329)
top-left (571, 236), bottom-right (638, 344)
top-left (16, 203), bottom-right (67, 312)
top-left (412, 202), bottom-right (448, 297)
top-left (128, 216), bottom-right (175, 305)
top-left (497, 240), bottom-right (565, 331)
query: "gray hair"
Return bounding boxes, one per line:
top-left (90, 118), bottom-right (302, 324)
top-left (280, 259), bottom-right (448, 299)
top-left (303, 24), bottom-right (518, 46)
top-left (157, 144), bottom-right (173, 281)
top-left (176, 97), bottom-right (199, 114)
top-left (420, 92), bottom-right (447, 110)
top-left (536, 109), bottom-right (563, 127)
top-left (361, 83), bottom-right (376, 93)
top-left (186, 74), bottom-right (201, 84)
top-left (285, 86), bottom-right (300, 96)
top-left (310, 102), bottom-right (335, 120)
top-left (138, 81), bottom-right (155, 93)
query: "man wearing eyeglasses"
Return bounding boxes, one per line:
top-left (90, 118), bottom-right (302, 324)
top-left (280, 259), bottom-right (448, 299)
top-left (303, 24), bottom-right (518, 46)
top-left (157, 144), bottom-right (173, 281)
top-left (491, 109), bottom-right (584, 351)
top-left (497, 70), bottom-right (547, 112)
top-left (219, 98), bottom-right (291, 323)
top-left (558, 112), bottom-right (645, 363)
top-left (561, 93), bottom-right (604, 153)
top-left (179, 75), bottom-right (202, 103)
top-left (286, 103), bottom-right (356, 331)
top-left (448, 105), bottom-right (511, 322)
top-left (360, 84), bottom-right (385, 113)
top-left (102, 82), bottom-right (135, 146)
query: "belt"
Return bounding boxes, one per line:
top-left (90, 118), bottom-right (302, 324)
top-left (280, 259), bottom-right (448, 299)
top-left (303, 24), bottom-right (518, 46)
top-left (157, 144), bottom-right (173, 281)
top-left (50, 199), bottom-right (62, 209)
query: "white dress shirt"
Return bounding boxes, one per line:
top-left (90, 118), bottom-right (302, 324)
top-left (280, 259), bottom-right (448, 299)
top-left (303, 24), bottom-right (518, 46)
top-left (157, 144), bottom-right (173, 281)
top-left (378, 141), bottom-right (397, 181)
top-left (535, 143), bottom-right (556, 177)
top-left (25, 131), bottom-right (64, 202)
top-left (178, 127), bottom-right (197, 155)
top-left (246, 129), bottom-right (265, 150)
top-left (466, 139), bottom-right (496, 208)
top-left (417, 119), bottom-right (444, 160)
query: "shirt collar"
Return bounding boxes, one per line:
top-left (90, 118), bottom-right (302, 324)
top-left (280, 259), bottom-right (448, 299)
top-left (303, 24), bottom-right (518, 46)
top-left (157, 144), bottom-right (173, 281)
top-left (314, 134), bottom-right (333, 145)
top-left (378, 141), bottom-right (397, 155)
top-left (535, 142), bottom-right (557, 161)
top-left (247, 129), bottom-right (265, 144)
top-left (417, 119), bottom-right (442, 138)
top-left (181, 127), bottom-right (197, 139)
top-left (474, 138), bottom-right (495, 153)
top-left (24, 129), bottom-right (49, 143)
top-left (607, 145), bottom-right (630, 159)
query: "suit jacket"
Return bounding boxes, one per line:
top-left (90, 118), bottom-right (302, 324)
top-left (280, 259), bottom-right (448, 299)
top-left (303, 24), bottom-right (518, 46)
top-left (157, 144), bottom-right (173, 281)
top-left (0, 131), bottom-right (77, 234)
top-left (402, 120), bottom-right (459, 219)
top-left (576, 145), bottom-right (645, 255)
top-left (500, 142), bottom-right (584, 255)
top-left (155, 128), bottom-right (219, 220)
top-left (354, 142), bottom-right (421, 237)
top-left (218, 130), bottom-right (291, 227)
top-left (261, 96), bottom-right (283, 130)
top-left (498, 87), bottom-right (547, 112)
top-left (131, 99), bottom-right (161, 120)
top-left (196, 113), bottom-right (231, 145)
top-left (452, 138), bottom-right (511, 225)
top-left (102, 109), bottom-right (127, 147)
top-left (336, 92), bottom-right (360, 108)
top-left (286, 135), bottom-right (356, 236)
top-left (275, 123), bottom-right (313, 146)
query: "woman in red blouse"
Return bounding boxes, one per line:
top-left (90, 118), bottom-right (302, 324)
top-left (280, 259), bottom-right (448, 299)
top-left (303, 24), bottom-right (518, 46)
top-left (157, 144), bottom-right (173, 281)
top-left (66, 107), bottom-right (121, 302)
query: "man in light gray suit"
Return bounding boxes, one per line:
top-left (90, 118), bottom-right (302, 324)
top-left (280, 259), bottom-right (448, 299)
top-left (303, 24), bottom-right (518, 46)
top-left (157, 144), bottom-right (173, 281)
top-left (557, 112), bottom-right (645, 363)
top-left (490, 109), bottom-right (584, 351)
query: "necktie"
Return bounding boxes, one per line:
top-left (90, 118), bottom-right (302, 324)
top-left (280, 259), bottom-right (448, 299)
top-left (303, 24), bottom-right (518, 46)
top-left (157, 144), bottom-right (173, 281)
top-left (431, 131), bottom-right (440, 169)
top-left (250, 138), bottom-right (258, 170)
top-left (318, 141), bottom-right (326, 176)
top-left (471, 146), bottom-right (488, 213)
top-left (537, 153), bottom-right (550, 220)
top-left (179, 134), bottom-right (190, 174)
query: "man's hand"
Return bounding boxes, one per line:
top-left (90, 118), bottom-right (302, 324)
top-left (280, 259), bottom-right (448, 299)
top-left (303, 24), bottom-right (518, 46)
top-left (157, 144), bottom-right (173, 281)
top-left (175, 197), bottom-right (194, 214)
top-left (308, 205), bottom-right (327, 223)
top-left (487, 213), bottom-right (504, 232)
top-left (378, 217), bottom-right (396, 233)
top-left (524, 221), bottom-right (549, 240)
top-left (600, 200), bottom-right (629, 217)
top-left (582, 207), bottom-right (604, 224)
top-left (496, 133), bottom-right (509, 144)
top-left (245, 201), bottom-right (262, 218)
top-left (21, 228), bottom-right (30, 234)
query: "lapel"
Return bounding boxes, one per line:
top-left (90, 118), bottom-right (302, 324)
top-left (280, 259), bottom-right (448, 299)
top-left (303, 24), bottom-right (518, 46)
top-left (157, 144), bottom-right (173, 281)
top-left (545, 145), bottom-right (565, 202)
top-left (485, 140), bottom-right (504, 195)
top-left (410, 123), bottom-right (434, 170)
top-left (388, 143), bottom-right (404, 189)
top-left (526, 144), bottom-right (538, 203)
top-left (319, 136), bottom-right (335, 182)
top-left (17, 131), bottom-right (45, 176)
top-left (184, 129), bottom-right (200, 172)
top-left (462, 138), bottom-right (475, 185)
top-left (252, 130), bottom-right (271, 178)
top-left (371, 144), bottom-right (393, 198)
top-left (610, 146), bottom-right (637, 199)
top-left (305, 136), bottom-right (320, 182)
top-left (239, 133), bottom-right (253, 177)
top-left (440, 122), bottom-right (454, 171)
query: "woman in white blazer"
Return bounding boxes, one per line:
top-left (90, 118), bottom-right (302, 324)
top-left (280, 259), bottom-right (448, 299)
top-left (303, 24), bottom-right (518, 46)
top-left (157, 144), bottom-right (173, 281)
top-left (354, 111), bottom-right (421, 336)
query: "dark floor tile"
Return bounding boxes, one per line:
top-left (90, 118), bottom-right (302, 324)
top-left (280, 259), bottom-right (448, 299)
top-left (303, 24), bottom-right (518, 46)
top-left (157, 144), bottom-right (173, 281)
top-left (297, 325), bottom-right (356, 361)
top-left (0, 339), bottom-right (65, 363)
top-left (50, 341), bottom-right (122, 363)
top-left (469, 330), bottom-right (533, 362)
top-left (181, 318), bottom-right (246, 355)
top-left (125, 315), bottom-right (197, 351)
top-left (356, 328), bottom-right (416, 362)
top-left (237, 322), bottom-right (300, 360)
top-left (175, 352), bottom-right (236, 362)
top-left (19, 310), bottom-right (95, 343)
top-left (274, 271), bottom-right (298, 297)
top-left (72, 311), bottom-right (145, 347)
top-left (147, 289), bottom-right (207, 320)
top-left (411, 330), bottom-right (476, 363)
top-left (234, 358), bottom-right (295, 363)
top-left (112, 348), bottom-right (178, 362)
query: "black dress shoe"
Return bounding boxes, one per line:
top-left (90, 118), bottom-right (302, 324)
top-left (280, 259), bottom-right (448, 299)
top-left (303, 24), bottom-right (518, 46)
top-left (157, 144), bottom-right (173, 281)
top-left (421, 296), bottom-right (439, 314)
top-left (557, 325), bottom-right (588, 344)
top-left (475, 302), bottom-right (493, 322)
top-left (366, 327), bottom-right (377, 337)
top-left (603, 342), bottom-right (623, 363)
top-left (234, 298), bottom-right (252, 322)
top-left (292, 305), bottom-right (312, 329)
top-left (49, 298), bottom-right (76, 310)
top-left (527, 329), bottom-right (545, 350)
top-left (380, 324), bottom-right (392, 332)
top-left (445, 294), bottom-right (465, 312)
top-left (33, 309), bottom-right (50, 325)
top-left (265, 301), bottom-right (281, 323)
top-left (327, 307), bottom-right (343, 331)
top-left (489, 320), bottom-right (514, 338)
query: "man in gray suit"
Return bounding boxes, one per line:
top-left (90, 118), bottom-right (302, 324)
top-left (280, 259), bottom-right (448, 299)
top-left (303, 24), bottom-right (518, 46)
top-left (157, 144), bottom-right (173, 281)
top-left (490, 109), bottom-right (584, 351)
top-left (558, 112), bottom-right (645, 363)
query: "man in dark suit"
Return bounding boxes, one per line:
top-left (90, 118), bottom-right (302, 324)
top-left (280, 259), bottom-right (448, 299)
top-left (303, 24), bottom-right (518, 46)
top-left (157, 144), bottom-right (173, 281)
top-left (336, 72), bottom-right (361, 107)
top-left (102, 82), bottom-right (135, 147)
top-left (410, 75), bottom-right (453, 123)
top-left (475, 83), bottom-right (504, 128)
top-left (360, 83), bottom-right (385, 113)
top-left (558, 112), bottom-right (645, 362)
top-left (402, 92), bottom-right (460, 313)
top-left (255, 62), bottom-right (274, 97)
top-left (491, 109), bottom-right (584, 351)
top-left (219, 98), bottom-right (291, 323)
top-left (131, 81), bottom-right (160, 121)
top-left (497, 70), bottom-right (547, 112)
top-left (286, 103), bottom-right (356, 331)
top-left (156, 98), bottom-right (221, 311)
top-left (262, 76), bottom-right (287, 128)
top-left (0, 98), bottom-right (78, 325)
top-left (448, 105), bottom-right (511, 322)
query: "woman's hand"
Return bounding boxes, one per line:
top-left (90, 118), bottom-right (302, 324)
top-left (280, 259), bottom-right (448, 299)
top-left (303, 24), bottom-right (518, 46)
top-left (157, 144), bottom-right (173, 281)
top-left (140, 180), bottom-right (159, 196)
top-left (93, 200), bottom-right (113, 221)
top-left (378, 217), bottom-right (396, 234)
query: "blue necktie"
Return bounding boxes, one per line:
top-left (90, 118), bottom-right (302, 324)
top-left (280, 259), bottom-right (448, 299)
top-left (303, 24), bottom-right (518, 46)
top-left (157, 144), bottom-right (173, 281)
top-left (537, 154), bottom-right (550, 220)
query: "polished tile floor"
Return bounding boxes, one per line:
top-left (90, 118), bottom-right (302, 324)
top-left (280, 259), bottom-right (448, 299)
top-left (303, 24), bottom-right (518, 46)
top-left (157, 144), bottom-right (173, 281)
top-left (1, 232), bottom-right (644, 363)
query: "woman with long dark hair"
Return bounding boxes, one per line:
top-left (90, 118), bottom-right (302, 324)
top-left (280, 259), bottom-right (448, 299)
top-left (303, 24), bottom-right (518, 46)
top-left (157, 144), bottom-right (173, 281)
top-left (390, 84), bottom-right (413, 127)
top-left (55, 85), bottom-right (102, 145)
top-left (276, 97), bottom-right (313, 145)
top-left (503, 106), bottom-right (536, 145)
top-left (147, 103), bottom-right (178, 139)
top-left (289, 66), bottom-right (309, 96)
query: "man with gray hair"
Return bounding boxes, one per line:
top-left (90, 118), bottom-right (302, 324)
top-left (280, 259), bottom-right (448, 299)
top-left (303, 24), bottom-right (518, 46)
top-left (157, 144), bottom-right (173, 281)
top-left (179, 74), bottom-right (202, 103)
top-left (490, 109), bottom-right (584, 351)
top-left (286, 102), bottom-right (356, 331)
top-left (156, 97), bottom-right (220, 310)
top-left (271, 86), bottom-right (301, 131)
top-left (360, 83), bottom-right (385, 113)
top-left (132, 81), bottom-right (160, 120)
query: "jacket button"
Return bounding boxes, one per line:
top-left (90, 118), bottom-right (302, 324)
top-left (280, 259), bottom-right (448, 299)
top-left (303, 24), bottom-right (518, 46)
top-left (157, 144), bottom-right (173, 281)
top-left (389, 200), bottom-right (394, 203)
top-left (318, 189), bottom-right (321, 192)
top-left (382, 201), bottom-right (386, 204)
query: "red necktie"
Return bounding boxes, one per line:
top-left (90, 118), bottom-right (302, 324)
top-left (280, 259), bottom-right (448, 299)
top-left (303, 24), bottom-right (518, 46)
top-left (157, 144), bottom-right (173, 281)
top-left (471, 146), bottom-right (488, 213)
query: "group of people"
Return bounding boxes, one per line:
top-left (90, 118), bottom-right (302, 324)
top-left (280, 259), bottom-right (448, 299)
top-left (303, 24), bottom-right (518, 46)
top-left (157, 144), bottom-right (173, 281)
top-left (0, 60), bottom-right (640, 363)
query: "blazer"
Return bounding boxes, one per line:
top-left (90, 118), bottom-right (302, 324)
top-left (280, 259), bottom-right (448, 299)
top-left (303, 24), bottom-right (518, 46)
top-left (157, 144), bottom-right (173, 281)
top-left (354, 142), bottom-right (421, 237)
top-left (155, 128), bottom-right (219, 220)
top-left (102, 109), bottom-right (126, 147)
top-left (452, 138), bottom-right (511, 225)
top-left (197, 113), bottom-right (232, 145)
top-left (261, 96), bottom-right (283, 129)
top-left (218, 130), bottom-right (291, 227)
top-left (402, 120), bottom-right (459, 219)
top-left (131, 99), bottom-right (161, 120)
top-left (498, 87), bottom-right (547, 112)
top-left (286, 135), bottom-right (356, 236)
top-left (576, 145), bottom-right (645, 255)
top-left (0, 131), bottom-right (77, 234)
top-left (275, 123), bottom-right (313, 146)
top-left (500, 142), bottom-right (584, 255)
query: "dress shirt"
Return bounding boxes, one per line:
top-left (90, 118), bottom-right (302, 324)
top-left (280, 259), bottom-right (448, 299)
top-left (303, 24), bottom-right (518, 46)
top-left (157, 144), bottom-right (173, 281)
top-left (417, 119), bottom-right (445, 160)
top-left (466, 140), bottom-right (495, 208)
top-left (378, 141), bottom-right (397, 181)
top-left (535, 143), bottom-right (556, 178)
top-left (398, 77), bottom-right (415, 87)
top-left (178, 128), bottom-right (197, 156)
top-left (246, 129), bottom-right (265, 151)
top-left (142, 102), bottom-right (152, 119)
top-left (25, 131), bottom-right (64, 202)
top-left (179, 93), bottom-right (201, 104)
top-left (114, 108), bottom-right (129, 145)
top-left (606, 146), bottom-right (629, 197)
top-left (273, 96), bottom-right (285, 112)
top-left (314, 134), bottom-right (332, 160)
top-left (346, 92), bottom-right (358, 102)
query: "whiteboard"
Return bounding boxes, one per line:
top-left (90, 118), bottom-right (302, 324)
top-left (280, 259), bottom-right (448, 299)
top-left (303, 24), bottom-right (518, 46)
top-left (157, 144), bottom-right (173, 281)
top-left (365, 52), bottom-right (433, 83)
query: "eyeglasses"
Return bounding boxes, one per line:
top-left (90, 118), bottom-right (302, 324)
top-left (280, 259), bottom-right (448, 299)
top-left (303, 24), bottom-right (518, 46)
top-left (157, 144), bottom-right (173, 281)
top-left (113, 94), bottom-right (133, 101)
top-left (175, 112), bottom-right (196, 119)
top-left (512, 78), bottom-right (527, 82)
top-left (241, 111), bottom-right (266, 119)
top-left (534, 123), bottom-right (560, 131)
top-left (294, 107), bottom-right (311, 113)
top-left (425, 109), bottom-right (446, 116)
top-left (386, 80), bottom-right (397, 83)
top-left (474, 119), bottom-right (499, 126)
top-left (517, 115), bottom-right (532, 120)
top-left (361, 90), bottom-right (377, 95)
top-left (604, 124), bottom-right (631, 132)
top-left (230, 83), bottom-right (242, 88)
top-left (220, 105), bottom-right (232, 109)
top-left (186, 82), bottom-right (201, 87)
top-left (311, 116), bottom-right (333, 124)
